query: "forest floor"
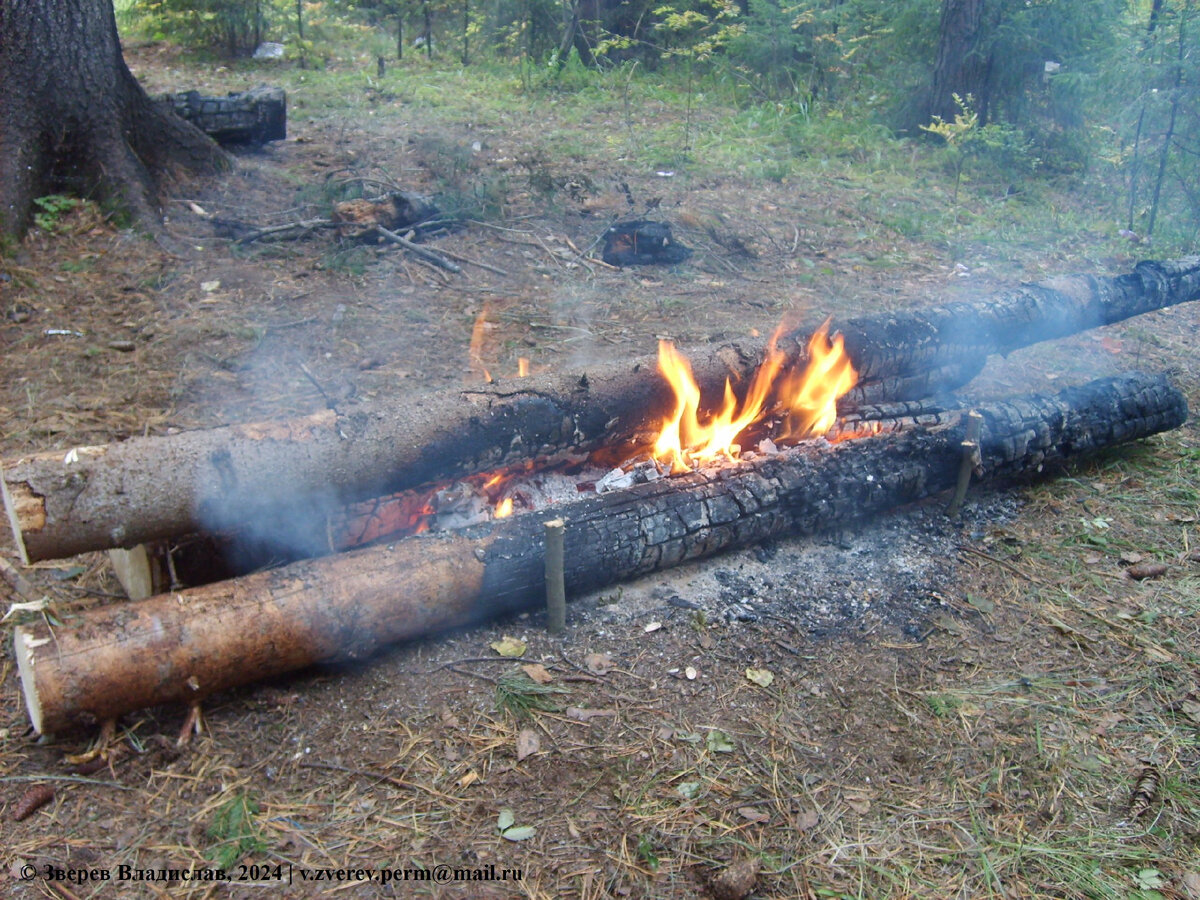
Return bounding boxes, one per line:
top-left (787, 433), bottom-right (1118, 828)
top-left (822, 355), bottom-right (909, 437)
top-left (2, 41), bottom-right (1199, 899)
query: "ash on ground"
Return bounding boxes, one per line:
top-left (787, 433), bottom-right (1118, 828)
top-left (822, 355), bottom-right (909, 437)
top-left (571, 490), bottom-right (1023, 641)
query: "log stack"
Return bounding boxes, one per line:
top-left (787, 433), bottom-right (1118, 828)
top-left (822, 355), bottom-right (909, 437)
top-left (3, 257), bottom-right (1198, 734)
top-left (4, 257), bottom-right (1199, 566)
top-left (13, 373), bottom-right (1188, 734)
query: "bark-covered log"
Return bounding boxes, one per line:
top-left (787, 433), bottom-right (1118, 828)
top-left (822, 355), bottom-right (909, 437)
top-left (823, 256), bottom-right (1200, 391)
top-left (14, 371), bottom-right (1186, 735)
top-left (4, 257), bottom-right (1199, 563)
top-left (160, 86), bottom-right (286, 145)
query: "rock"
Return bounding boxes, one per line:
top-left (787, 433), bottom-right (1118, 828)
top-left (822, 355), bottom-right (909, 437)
top-left (710, 857), bottom-right (760, 900)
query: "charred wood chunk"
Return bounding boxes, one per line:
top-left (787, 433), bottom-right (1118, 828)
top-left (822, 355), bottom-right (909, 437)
top-left (602, 220), bottom-right (693, 267)
top-left (160, 86), bottom-right (286, 145)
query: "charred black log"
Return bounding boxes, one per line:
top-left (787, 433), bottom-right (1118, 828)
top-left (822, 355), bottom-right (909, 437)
top-left (160, 86), bottom-right (286, 145)
top-left (14, 371), bottom-right (1186, 734)
top-left (829, 257), bottom-right (1200, 402)
top-left (4, 258), bottom-right (1199, 564)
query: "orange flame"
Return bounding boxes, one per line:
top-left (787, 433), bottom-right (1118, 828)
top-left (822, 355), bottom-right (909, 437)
top-left (518, 357), bottom-right (530, 377)
top-left (776, 320), bottom-right (857, 440)
top-left (494, 497), bottom-right (514, 518)
top-left (651, 321), bottom-right (856, 472)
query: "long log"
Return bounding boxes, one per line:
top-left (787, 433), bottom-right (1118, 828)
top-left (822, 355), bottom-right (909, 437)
top-left (14, 371), bottom-right (1187, 734)
top-left (4, 257), bottom-right (1199, 564)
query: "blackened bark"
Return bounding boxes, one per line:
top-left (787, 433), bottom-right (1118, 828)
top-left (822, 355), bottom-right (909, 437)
top-left (0, 0), bottom-right (229, 240)
top-left (4, 257), bottom-right (1200, 564)
top-left (14, 371), bottom-right (1186, 734)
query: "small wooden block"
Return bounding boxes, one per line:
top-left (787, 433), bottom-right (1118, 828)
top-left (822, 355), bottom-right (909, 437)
top-left (108, 544), bottom-right (158, 600)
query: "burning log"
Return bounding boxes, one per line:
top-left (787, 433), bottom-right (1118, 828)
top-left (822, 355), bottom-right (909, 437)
top-left (14, 372), bottom-right (1186, 734)
top-left (4, 257), bottom-right (1199, 564)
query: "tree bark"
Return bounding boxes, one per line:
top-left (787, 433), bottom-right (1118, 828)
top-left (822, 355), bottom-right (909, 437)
top-left (0, 0), bottom-right (229, 240)
top-left (4, 257), bottom-right (1200, 564)
top-left (921, 0), bottom-right (988, 128)
top-left (13, 371), bottom-right (1187, 735)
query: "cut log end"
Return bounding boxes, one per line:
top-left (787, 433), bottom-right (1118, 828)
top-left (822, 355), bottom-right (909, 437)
top-left (0, 465), bottom-right (38, 566)
top-left (13, 627), bottom-right (46, 736)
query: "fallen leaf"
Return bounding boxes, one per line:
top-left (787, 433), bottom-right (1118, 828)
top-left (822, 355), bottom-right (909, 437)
top-left (584, 652), bottom-right (613, 675)
top-left (643, 621), bottom-right (663, 633)
top-left (501, 825), bottom-right (536, 842)
top-left (965, 593), bottom-right (994, 614)
top-left (845, 794), bottom-right (872, 814)
top-left (1045, 615), bottom-right (1082, 636)
top-left (676, 781), bottom-right (702, 800)
top-left (706, 730), bottom-right (736, 753)
top-left (566, 707), bottom-right (616, 722)
top-left (516, 728), bottom-right (540, 761)
top-left (490, 636), bottom-right (527, 658)
top-left (200, 280), bottom-right (220, 292)
top-left (737, 806), bottom-right (769, 823)
top-left (521, 663), bottom-right (553, 684)
top-left (1083, 552), bottom-right (1103, 565)
top-left (497, 809), bottom-right (515, 832)
top-left (459, 770), bottom-right (480, 788)
top-left (1181, 871), bottom-right (1200, 900)
top-left (1119, 550), bottom-right (1145, 565)
top-left (1178, 698), bottom-right (1200, 726)
top-left (745, 667), bottom-right (775, 688)
top-left (1125, 561), bottom-right (1169, 580)
top-left (795, 809), bottom-right (819, 831)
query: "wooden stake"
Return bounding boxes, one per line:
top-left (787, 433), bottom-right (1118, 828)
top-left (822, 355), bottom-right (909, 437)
top-left (544, 519), bottom-right (566, 635)
top-left (947, 410), bottom-right (984, 517)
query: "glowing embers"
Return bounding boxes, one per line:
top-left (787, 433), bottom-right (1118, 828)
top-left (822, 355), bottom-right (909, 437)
top-left (652, 321), bottom-right (857, 473)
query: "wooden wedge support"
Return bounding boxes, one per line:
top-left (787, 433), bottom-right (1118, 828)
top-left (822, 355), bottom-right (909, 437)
top-left (14, 372), bottom-right (1186, 735)
top-left (4, 257), bottom-right (1199, 564)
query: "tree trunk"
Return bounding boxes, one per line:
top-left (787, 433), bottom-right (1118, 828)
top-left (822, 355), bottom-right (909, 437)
top-left (14, 371), bottom-right (1187, 735)
top-left (4, 257), bottom-right (1200, 564)
top-left (0, 0), bottom-right (229, 240)
top-left (922, 0), bottom-right (987, 127)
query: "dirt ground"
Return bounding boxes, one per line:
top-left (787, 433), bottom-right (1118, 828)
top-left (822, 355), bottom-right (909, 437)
top-left (2, 44), bottom-right (1199, 899)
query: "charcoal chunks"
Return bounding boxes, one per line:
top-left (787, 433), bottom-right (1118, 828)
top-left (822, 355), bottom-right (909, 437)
top-left (602, 220), bottom-right (693, 267)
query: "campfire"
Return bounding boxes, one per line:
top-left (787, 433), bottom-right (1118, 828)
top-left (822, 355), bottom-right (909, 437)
top-left (336, 321), bottom-right (860, 542)
top-left (4, 257), bottom-right (1198, 735)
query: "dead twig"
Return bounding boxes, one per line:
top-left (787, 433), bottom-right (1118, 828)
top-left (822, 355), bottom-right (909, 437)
top-left (374, 225), bottom-right (461, 273)
top-left (233, 218), bottom-right (338, 244)
top-left (432, 245), bottom-right (509, 276)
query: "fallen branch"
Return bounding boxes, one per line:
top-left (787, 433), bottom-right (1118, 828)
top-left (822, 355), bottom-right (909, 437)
top-left (228, 217), bottom-right (337, 244)
top-left (374, 225), bottom-right (461, 272)
top-left (13, 372), bottom-right (1186, 734)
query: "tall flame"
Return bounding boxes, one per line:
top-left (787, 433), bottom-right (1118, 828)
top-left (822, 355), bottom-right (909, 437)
top-left (776, 320), bottom-right (857, 440)
top-left (651, 321), bottom-right (856, 472)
